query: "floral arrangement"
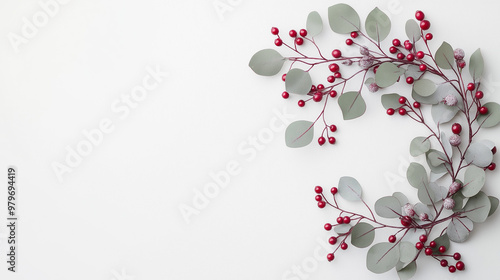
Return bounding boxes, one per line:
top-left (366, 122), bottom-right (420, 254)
top-left (249, 3), bottom-right (499, 279)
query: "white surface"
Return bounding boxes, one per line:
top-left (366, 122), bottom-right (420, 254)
top-left (1, 0), bottom-right (499, 279)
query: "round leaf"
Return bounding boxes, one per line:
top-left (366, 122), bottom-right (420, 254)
top-left (328, 3), bottom-right (360, 34)
top-left (375, 62), bottom-right (403, 87)
top-left (405, 65), bottom-right (424, 80)
top-left (435, 41), bottom-right (454, 69)
top-left (397, 261), bottom-right (417, 280)
top-left (465, 142), bottom-right (493, 168)
top-left (351, 222), bottom-right (375, 248)
top-left (488, 196), bottom-right (499, 217)
top-left (447, 217), bottom-right (473, 243)
top-left (478, 102), bottom-right (500, 128)
top-left (285, 121), bottom-right (314, 148)
top-left (399, 241), bottom-right (417, 264)
top-left (414, 202), bottom-right (434, 220)
top-left (375, 196), bottom-right (402, 218)
top-left (338, 176), bottom-right (362, 201)
top-left (417, 182), bottom-right (440, 205)
top-left (431, 102), bottom-right (459, 124)
top-left (306, 11), bottom-right (323, 37)
top-left (249, 49), bottom-right (285, 76)
top-left (366, 242), bottom-right (400, 274)
top-left (381, 93), bottom-right (402, 110)
top-left (431, 234), bottom-right (450, 254)
top-left (365, 7), bottom-right (391, 41)
top-left (413, 79), bottom-right (436, 97)
top-left (285, 69), bottom-right (312, 94)
top-left (452, 191), bottom-right (466, 212)
top-left (464, 191), bottom-right (491, 223)
top-left (405, 19), bottom-right (421, 42)
top-left (406, 162), bottom-right (427, 189)
top-left (463, 165), bottom-right (486, 197)
top-left (392, 192), bottom-right (408, 207)
top-left (334, 223), bottom-right (352, 235)
top-left (410, 137), bottom-right (431, 157)
top-left (338, 91), bottom-right (366, 120)
top-left (469, 48), bottom-right (484, 81)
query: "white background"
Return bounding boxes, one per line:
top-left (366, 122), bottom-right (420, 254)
top-left (1, 0), bottom-right (500, 279)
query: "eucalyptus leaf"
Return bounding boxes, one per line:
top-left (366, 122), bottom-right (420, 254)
top-left (366, 242), bottom-right (400, 274)
top-left (285, 68), bottom-right (312, 94)
top-left (479, 139), bottom-right (495, 150)
top-left (435, 41), bottom-right (454, 69)
top-left (334, 223), bottom-right (352, 235)
top-left (375, 62), bottom-right (404, 87)
top-left (285, 121), bottom-right (314, 148)
top-left (375, 196), bottom-right (402, 218)
top-left (397, 261), bottom-right (417, 280)
top-left (477, 102), bottom-right (500, 128)
top-left (417, 182), bottom-right (440, 205)
top-left (405, 65), bottom-right (423, 80)
top-left (452, 191), bottom-right (466, 212)
top-left (431, 234), bottom-right (450, 254)
top-left (410, 137), bottom-right (431, 157)
top-left (469, 48), bottom-right (484, 81)
top-left (465, 142), bottom-right (493, 168)
top-left (462, 165), bottom-right (486, 197)
top-left (399, 242), bottom-right (417, 264)
top-left (406, 162), bottom-right (427, 189)
top-left (306, 11), bottom-right (323, 37)
top-left (430, 171), bottom-right (447, 182)
top-left (393, 192), bottom-right (409, 207)
top-left (249, 49), bottom-right (285, 76)
top-left (427, 150), bottom-right (447, 167)
top-left (447, 217), bottom-right (473, 243)
top-left (381, 93), bottom-right (402, 110)
top-left (365, 7), bottom-right (391, 41)
top-left (414, 202), bottom-right (434, 220)
top-left (463, 191), bottom-right (491, 223)
top-left (441, 132), bottom-right (453, 157)
top-left (351, 222), bottom-right (375, 248)
top-left (431, 102), bottom-right (459, 124)
top-left (488, 196), bottom-right (499, 217)
top-left (405, 19), bottom-right (421, 42)
top-left (413, 79), bottom-right (436, 97)
top-left (338, 176), bottom-right (363, 201)
top-left (338, 91), bottom-right (366, 120)
top-left (364, 77), bottom-right (375, 86)
top-left (328, 3), bottom-right (361, 34)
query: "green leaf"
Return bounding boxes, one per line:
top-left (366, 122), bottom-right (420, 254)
top-left (338, 91), bottom-right (366, 120)
top-left (306, 11), bottom-right (323, 37)
top-left (464, 191), bottom-right (491, 223)
top-left (477, 102), bottom-right (500, 128)
top-left (405, 19), bottom-right (421, 42)
top-left (413, 79), bottom-right (436, 97)
top-left (285, 69), bottom-right (312, 94)
top-left (410, 137), bottom-right (431, 157)
top-left (375, 196), bottom-right (402, 218)
top-left (417, 182), bottom-right (441, 205)
top-left (435, 41), bottom-right (454, 69)
top-left (462, 165), bottom-right (486, 197)
top-left (351, 222), bottom-right (375, 248)
top-left (406, 162), bottom-right (427, 189)
top-left (414, 202), bottom-right (434, 220)
top-left (427, 150), bottom-right (447, 167)
top-left (399, 242), bottom-right (417, 264)
top-left (405, 65), bottom-right (423, 81)
top-left (397, 261), bottom-right (417, 280)
top-left (249, 49), bottom-right (285, 76)
top-left (381, 93), bottom-right (402, 110)
top-left (431, 234), bottom-right (450, 254)
top-left (469, 48), bottom-right (484, 81)
top-left (366, 242), bottom-right (400, 274)
top-left (375, 62), bottom-right (404, 87)
top-left (334, 223), bottom-right (352, 235)
top-left (452, 191), bottom-right (466, 212)
top-left (285, 121), bottom-right (314, 148)
top-left (338, 176), bottom-right (363, 201)
top-left (365, 7), bottom-right (391, 41)
top-left (488, 196), bottom-right (499, 217)
top-left (431, 102), bottom-right (459, 125)
top-left (447, 217), bottom-right (473, 243)
top-left (328, 3), bottom-right (360, 34)
top-left (465, 142), bottom-right (493, 168)
top-left (393, 192), bottom-right (409, 207)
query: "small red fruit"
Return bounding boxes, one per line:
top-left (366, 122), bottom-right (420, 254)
top-left (295, 37), bottom-right (304, 45)
top-left (449, 265), bottom-right (456, 273)
top-left (271, 27), bottom-right (279, 35)
top-left (420, 20), bottom-right (431, 30)
top-left (401, 216), bottom-right (412, 227)
top-left (313, 93), bottom-right (323, 102)
top-left (328, 137), bottom-right (336, 145)
top-left (439, 246), bottom-right (446, 253)
top-left (330, 125), bottom-right (337, 132)
top-left (479, 106), bottom-right (489, 115)
top-left (318, 201), bottom-right (326, 208)
top-left (329, 90), bottom-right (338, 98)
top-left (467, 83), bottom-right (476, 91)
top-left (407, 53), bottom-right (415, 61)
top-left (324, 223), bottom-right (332, 231)
top-left (453, 253), bottom-right (461, 260)
top-left (298, 100), bottom-right (305, 107)
top-left (343, 216), bottom-right (351, 224)
top-left (331, 187), bottom-right (338, 195)
top-left (415, 242), bottom-right (424, 250)
top-left (315, 195), bottom-right (322, 201)
top-left (399, 108), bottom-right (407, 115)
top-left (405, 43), bottom-right (413, 50)
top-left (425, 248), bottom-right (433, 255)
top-left (392, 39), bottom-right (401, 46)
top-left (340, 242), bottom-right (348, 250)
top-left (397, 53), bottom-right (405, 60)
top-left (350, 31), bottom-right (358, 38)
top-left (346, 39), bottom-right (353, 45)
top-left (329, 236), bottom-right (337, 245)
top-left (332, 49), bottom-right (342, 58)
top-left (488, 163), bottom-right (496, 171)
top-left (333, 72), bottom-right (342, 79)
top-left (406, 77), bottom-right (414, 84)
top-left (399, 96), bottom-right (407, 104)
top-left (329, 63), bottom-right (340, 72)
top-left (388, 235), bottom-right (396, 243)
top-left (318, 136), bottom-right (326, 146)
top-left (415, 10), bottom-right (425, 21)
top-left (413, 102), bottom-right (421, 108)
top-left (327, 76), bottom-right (335, 83)
top-left (282, 91), bottom-right (289, 99)
top-left (315, 186), bottom-right (323, 194)
top-left (440, 259), bottom-right (448, 267)
top-left (475, 91), bottom-right (484, 99)
top-left (451, 123), bottom-right (462, 134)
top-left (289, 30), bottom-right (297, 37)
top-left (327, 253), bottom-right (334, 261)
top-left (387, 108), bottom-right (395, 115)
top-left (456, 261), bottom-right (465, 271)
top-left (419, 64), bottom-right (427, 71)
top-left (336, 217), bottom-right (344, 224)
top-left (389, 46), bottom-right (398, 54)
top-left (299, 29), bottom-right (307, 37)
top-left (416, 51), bottom-right (425, 59)
top-left (419, 235), bottom-right (428, 242)
top-left (429, 241), bottom-right (437, 248)
top-left (274, 38), bottom-right (283, 46)
top-left (282, 74), bottom-right (287, 81)
top-left (493, 146), bottom-right (497, 154)
top-left (425, 33), bottom-right (433, 40)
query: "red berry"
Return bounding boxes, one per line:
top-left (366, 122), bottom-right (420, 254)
top-left (336, 217), bottom-right (344, 224)
top-left (404, 40), bottom-right (410, 45)
top-left (415, 10), bottom-right (425, 21)
top-left (399, 96), bottom-right (407, 104)
top-left (333, 72), bottom-right (342, 78)
top-left (399, 108), bottom-right (407, 115)
top-left (331, 187), bottom-right (338, 195)
top-left (343, 216), bottom-right (351, 224)
top-left (340, 242), bottom-right (348, 250)
top-left (315, 195), bottom-right (322, 201)
top-left (419, 235), bottom-right (428, 242)
top-left (475, 91), bottom-right (484, 99)
top-left (373, 66), bottom-right (379, 73)
top-left (488, 163), bottom-right (496, 171)
top-left (317, 84), bottom-right (325, 90)
top-left (493, 146), bottom-right (497, 154)
top-left (311, 85), bottom-right (316, 91)
top-left (425, 248), bottom-right (433, 255)
top-left (453, 253), bottom-right (461, 260)
top-left (467, 83), bottom-right (475, 91)
top-left (274, 38), bottom-right (283, 46)
top-left (401, 216), bottom-right (412, 227)
top-left (332, 49), bottom-right (342, 58)
top-left (420, 20), bottom-right (431, 30)
top-left (405, 43), bottom-right (413, 50)
top-left (449, 265), bottom-right (456, 273)
top-left (479, 106), bottom-right (488, 115)
top-left (329, 90), bottom-right (338, 98)
top-left (327, 253), bottom-right (334, 261)
top-left (456, 261), bottom-right (465, 271)
top-left (330, 125), bottom-right (337, 132)
top-left (389, 46), bottom-right (398, 54)
top-left (407, 53), bottom-right (415, 62)
top-left (416, 51), bottom-right (425, 59)
top-left (327, 76), bottom-right (335, 83)
top-left (313, 93), bottom-right (323, 102)
top-left (406, 77), bottom-right (414, 84)
top-left (282, 91), bottom-right (289, 99)
top-left (415, 242), bottom-right (424, 250)
top-left (419, 64), bottom-right (427, 71)
top-left (299, 29), bottom-right (307, 37)
top-left (328, 137), bottom-right (336, 145)
top-left (289, 29), bottom-right (297, 37)
top-left (350, 31), bottom-right (358, 38)
top-left (397, 53), bottom-right (405, 60)
top-left (298, 100), bottom-right (305, 107)
top-left (318, 136), bottom-right (326, 146)
top-left (452, 123), bottom-right (462, 134)
top-left (271, 27), bottom-right (279, 35)
top-left (346, 39), bottom-right (353, 45)
top-left (295, 38), bottom-right (304, 45)
top-left (315, 186), bottom-right (323, 193)
top-left (440, 259), bottom-right (448, 267)
top-left (459, 61), bottom-right (466, 68)
top-left (329, 63), bottom-right (340, 72)
top-left (392, 39), bottom-right (401, 46)
top-left (388, 235), bottom-right (396, 243)
top-left (413, 102), bottom-right (421, 108)
top-left (429, 241), bottom-right (437, 248)
top-left (439, 246), bottom-right (446, 253)
top-left (425, 33), bottom-right (433, 40)
top-left (387, 108), bottom-right (395, 115)
top-left (329, 236), bottom-right (337, 245)
top-left (318, 201), bottom-right (326, 208)
top-left (324, 223), bottom-right (332, 231)
top-left (282, 74), bottom-right (287, 81)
